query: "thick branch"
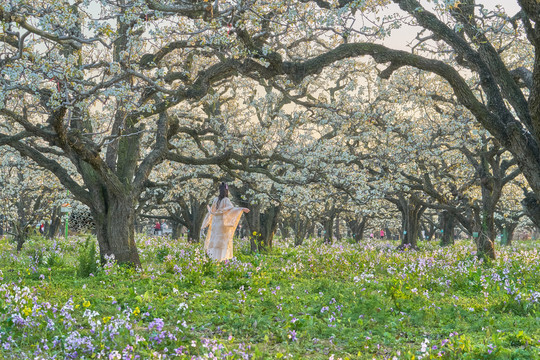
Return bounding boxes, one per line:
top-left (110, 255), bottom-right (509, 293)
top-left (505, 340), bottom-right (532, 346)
top-left (134, 112), bottom-right (169, 191)
top-left (4, 138), bottom-right (91, 205)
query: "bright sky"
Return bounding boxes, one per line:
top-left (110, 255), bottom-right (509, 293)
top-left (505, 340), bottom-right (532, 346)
top-left (383, 0), bottom-right (522, 50)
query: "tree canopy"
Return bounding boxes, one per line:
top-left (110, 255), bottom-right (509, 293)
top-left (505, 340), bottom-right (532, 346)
top-left (0, 0), bottom-right (538, 264)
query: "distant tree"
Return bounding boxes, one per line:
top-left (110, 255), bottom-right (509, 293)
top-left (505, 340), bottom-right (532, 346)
top-left (0, 149), bottom-right (61, 250)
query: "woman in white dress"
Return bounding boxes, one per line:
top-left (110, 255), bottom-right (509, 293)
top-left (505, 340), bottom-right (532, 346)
top-left (201, 182), bottom-right (249, 261)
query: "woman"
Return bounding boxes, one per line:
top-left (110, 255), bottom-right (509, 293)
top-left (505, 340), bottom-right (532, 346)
top-left (201, 182), bottom-right (249, 261)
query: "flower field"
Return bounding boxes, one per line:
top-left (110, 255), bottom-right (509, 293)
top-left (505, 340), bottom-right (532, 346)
top-left (0, 235), bottom-right (539, 359)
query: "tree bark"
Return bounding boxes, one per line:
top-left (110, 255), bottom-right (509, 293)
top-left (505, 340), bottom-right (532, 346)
top-left (334, 215), bottom-right (342, 241)
top-left (475, 156), bottom-right (498, 260)
top-left (16, 232), bottom-right (25, 252)
top-left (504, 223), bottom-right (517, 246)
top-left (439, 210), bottom-right (455, 246)
top-left (323, 217), bottom-right (334, 244)
top-left (260, 205), bottom-right (280, 250)
top-left (171, 221), bottom-right (183, 240)
top-left (307, 222), bottom-right (315, 238)
top-left (244, 204), bottom-right (261, 252)
top-left (522, 192), bottom-right (540, 229)
top-left (346, 216), bottom-right (368, 243)
top-left (242, 203), bottom-right (280, 252)
top-left (186, 205), bottom-right (206, 243)
top-left (91, 193), bottom-right (141, 266)
top-left (395, 195), bottom-right (426, 250)
top-left (178, 197), bottom-right (207, 243)
top-left (47, 206), bottom-right (62, 239)
top-left (293, 211), bottom-right (310, 246)
top-left (279, 220), bottom-right (291, 239)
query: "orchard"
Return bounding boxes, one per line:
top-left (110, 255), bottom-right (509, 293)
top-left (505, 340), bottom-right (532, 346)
top-left (0, 0), bottom-right (539, 358)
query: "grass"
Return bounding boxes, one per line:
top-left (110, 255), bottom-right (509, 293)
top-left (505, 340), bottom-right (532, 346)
top-left (0, 234), bottom-right (538, 359)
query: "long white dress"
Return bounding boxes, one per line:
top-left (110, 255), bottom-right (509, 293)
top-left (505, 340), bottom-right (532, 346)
top-left (201, 197), bottom-right (244, 261)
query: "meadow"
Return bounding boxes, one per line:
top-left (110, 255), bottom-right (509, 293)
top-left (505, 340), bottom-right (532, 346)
top-left (0, 234), bottom-right (539, 359)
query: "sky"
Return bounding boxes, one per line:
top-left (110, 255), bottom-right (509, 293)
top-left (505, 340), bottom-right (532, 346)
top-left (382, 0), bottom-right (522, 50)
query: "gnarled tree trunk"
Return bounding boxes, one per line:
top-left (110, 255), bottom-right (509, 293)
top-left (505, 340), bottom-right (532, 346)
top-left (91, 193), bottom-right (141, 266)
top-left (346, 216), bottom-right (368, 243)
top-left (394, 195), bottom-right (426, 250)
top-left (242, 203), bottom-right (281, 252)
top-left (292, 211), bottom-right (310, 246)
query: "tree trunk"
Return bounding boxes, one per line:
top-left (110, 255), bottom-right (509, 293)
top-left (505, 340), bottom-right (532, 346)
top-left (279, 221), bottom-right (290, 239)
top-left (384, 227), bottom-right (392, 241)
top-left (440, 210), bottom-right (455, 246)
top-left (91, 194), bottom-right (141, 266)
top-left (467, 206), bottom-right (495, 261)
top-left (346, 216), bottom-right (368, 243)
top-left (504, 223), bottom-right (517, 246)
top-left (185, 200), bottom-right (207, 243)
top-left (47, 206), bottom-right (62, 239)
top-left (334, 215), bottom-right (342, 241)
top-left (171, 221), bottom-right (183, 240)
top-left (473, 223), bottom-right (495, 261)
top-left (188, 222), bottom-right (201, 243)
top-left (293, 212), bottom-right (309, 246)
top-left (260, 205), bottom-right (280, 250)
top-left (16, 235), bottom-right (25, 252)
top-left (495, 219), bottom-right (518, 246)
top-left (307, 222), bottom-right (315, 238)
top-left (476, 171), bottom-right (497, 260)
top-left (187, 219), bottom-right (202, 243)
top-left (243, 203), bottom-right (280, 252)
top-left (323, 217), bottom-right (334, 244)
top-left (522, 192), bottom-right (540, 229)
top-left (397, 196), bottom-right (426, 250)
top-left (244, 204), bottom-right (261, 252)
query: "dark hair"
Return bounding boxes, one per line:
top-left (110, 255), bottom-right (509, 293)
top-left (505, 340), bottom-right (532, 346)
top-left (217, 182), bottom-right (228, 206)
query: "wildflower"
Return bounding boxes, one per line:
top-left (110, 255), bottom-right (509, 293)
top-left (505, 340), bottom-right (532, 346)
top-left (133, 307), bottom-right (140, 316)
top-left (420, 338), bottom-right (429, 353)
top-left (83, 300), bottom-right (91, 308)
top-left (109, 351), bottom-right (121, 359)
top-left (22, 307), bottom-right (32, 317)
top-left (148, 318), bottom-right (165, 332)
top-left (288, 330), bottom-right (297, 342)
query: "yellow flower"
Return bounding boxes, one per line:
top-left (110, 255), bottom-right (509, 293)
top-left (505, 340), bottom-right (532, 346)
top-left (133, 307), bottom-right (140, 316)
top-left (103, 316), bottom-right (111, 324)
top-left (83, 300), bottom-right (91, 308)
top-left (22, 307), bottom-right (32, 317)
top-left (253, 231), bottom-right (257, 236)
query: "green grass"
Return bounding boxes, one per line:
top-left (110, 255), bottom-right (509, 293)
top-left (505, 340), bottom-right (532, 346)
top-left (0, 235), bottom-right (539, 359)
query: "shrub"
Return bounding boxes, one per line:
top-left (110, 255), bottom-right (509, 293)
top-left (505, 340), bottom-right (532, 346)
top-left (77, 236), bottom-right (99, 277)
top-left (45, 252), bottom-right (65, 268)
